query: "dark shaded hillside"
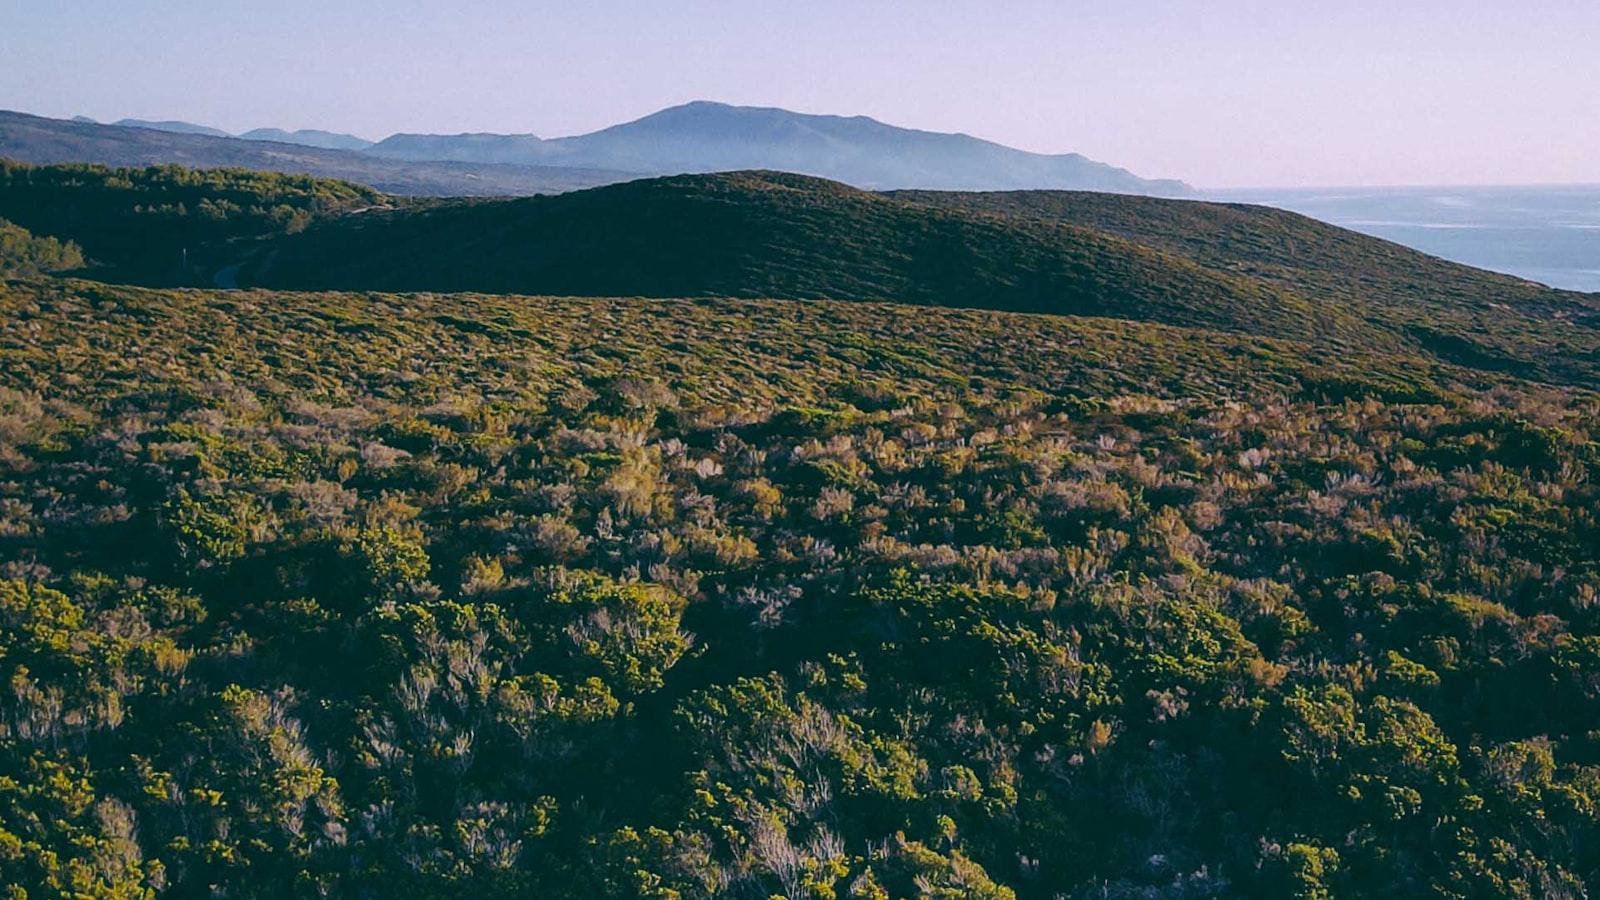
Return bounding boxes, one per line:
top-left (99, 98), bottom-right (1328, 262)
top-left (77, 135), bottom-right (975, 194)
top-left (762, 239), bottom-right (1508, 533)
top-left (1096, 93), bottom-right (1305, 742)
top-left (893, 189), bottom-right (1600, 380)
top-left (890, 188), bottom-right (1594, 308)
top-left (253, 170), bottom-right (1600, 386)
top-left (0, 110), bottom-right (634, 196)
top-left (254, 170), bottom-right (1357, 345)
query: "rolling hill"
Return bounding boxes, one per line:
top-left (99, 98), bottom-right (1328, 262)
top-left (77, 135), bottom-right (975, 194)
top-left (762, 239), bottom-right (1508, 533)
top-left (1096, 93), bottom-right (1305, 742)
top-left (892, 188), bottom-right (1600, 377)
top-left (368, 100), bottom-right (1192, 193)
top-left (249, 169), bottom-right (1345, 341)
top-left (888, 187), bottom-right (1587, 311)
top-left (247, 169), bottom-right (1600, 386)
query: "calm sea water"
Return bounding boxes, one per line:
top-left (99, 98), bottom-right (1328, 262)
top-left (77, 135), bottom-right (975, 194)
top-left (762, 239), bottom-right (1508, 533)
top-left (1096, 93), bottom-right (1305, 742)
top-left (1209, 185), bottom-right (1600, 294)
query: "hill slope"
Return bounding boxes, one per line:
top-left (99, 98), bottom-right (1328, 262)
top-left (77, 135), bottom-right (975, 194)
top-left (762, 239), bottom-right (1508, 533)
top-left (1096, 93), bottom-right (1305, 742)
top-left (249, 170), bottom-right (1600, 386)
top-left (889, 188), bottom-right (1589, 308)
top-left (367, 100), bottom-right (1191, 194)
top-left (891, 188), bottom-right (1600, 382)
top-left (0, 110), bottom-right (634, 196)
top-left (252, 169), bottom-right (1341, 341)
top-left (2, 274), bottom-right (1599, 897)
top-left (5, 160), bottom-right (1594, 387)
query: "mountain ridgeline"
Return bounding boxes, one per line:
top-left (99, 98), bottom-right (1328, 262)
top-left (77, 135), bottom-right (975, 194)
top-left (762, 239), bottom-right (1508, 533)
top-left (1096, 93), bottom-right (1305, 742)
top-left (367, 101), bottom-right (1192, 193)
top-left (97, 118), bottom-right (377, 150)
top-left (3, 103), bottom-right (1190, 195)
top-left (0, 111), bottom-right (636, 197)
top-left (237, 128), bottom-right (376, 151)
top-left (112, 117), bottom-right (233, 137)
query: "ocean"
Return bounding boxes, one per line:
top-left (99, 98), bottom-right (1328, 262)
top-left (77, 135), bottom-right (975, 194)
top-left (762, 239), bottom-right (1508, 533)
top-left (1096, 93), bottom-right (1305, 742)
top-left (1209, 185), bottom-right (1600, 294)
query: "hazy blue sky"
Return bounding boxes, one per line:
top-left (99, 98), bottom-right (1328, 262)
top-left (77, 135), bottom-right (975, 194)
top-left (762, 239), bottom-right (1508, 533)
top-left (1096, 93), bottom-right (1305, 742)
top-left (3, 0), bottom-right (1597, 188)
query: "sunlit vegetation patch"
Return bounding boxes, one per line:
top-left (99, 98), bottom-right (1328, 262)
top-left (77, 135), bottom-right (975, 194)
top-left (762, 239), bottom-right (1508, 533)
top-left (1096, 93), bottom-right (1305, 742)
top-left (0, 217), bottom-right (83, 277)
top-left (2, 275), bottom-right (1599, 897)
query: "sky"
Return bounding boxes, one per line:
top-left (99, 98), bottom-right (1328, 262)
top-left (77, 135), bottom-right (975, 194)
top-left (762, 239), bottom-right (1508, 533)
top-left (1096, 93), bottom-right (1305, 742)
top-left (2, 0), bottom-right (1597, 188)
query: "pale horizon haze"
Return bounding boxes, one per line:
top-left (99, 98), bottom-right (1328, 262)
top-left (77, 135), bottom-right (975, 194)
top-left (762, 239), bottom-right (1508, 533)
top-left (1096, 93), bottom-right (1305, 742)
top-left (2, 0), bottom-right (1597, 189)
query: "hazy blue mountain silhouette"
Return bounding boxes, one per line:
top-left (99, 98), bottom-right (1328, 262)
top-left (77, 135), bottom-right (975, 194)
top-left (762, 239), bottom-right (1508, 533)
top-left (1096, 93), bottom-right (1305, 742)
top-left (239, 128), bottom-right (374, 151)
top-left (366, 132), bottom-right (548, 165)
top-left (21, 103), bottom-right (1189, 195)
top-left (368, 101), bottom-right (1190, 194)
top-left (0, 110), bottom-right (634, 196)
top-left (103, 118), bottom-right (373, 151)
top-left (113, 118), bottom-right (232, 138)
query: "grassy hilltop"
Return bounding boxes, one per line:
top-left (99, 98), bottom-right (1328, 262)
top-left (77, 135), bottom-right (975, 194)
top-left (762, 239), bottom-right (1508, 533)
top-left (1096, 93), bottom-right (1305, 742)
top-left (2, 162), bottom-right (1600, 897)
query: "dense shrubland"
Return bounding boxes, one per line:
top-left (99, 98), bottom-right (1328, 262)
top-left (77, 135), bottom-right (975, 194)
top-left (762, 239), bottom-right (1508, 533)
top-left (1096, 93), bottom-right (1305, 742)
top-left (2, 277), bottom-right (1599, 897)
top-left (894, 188), bottom-right (1600, 388)
top-left (0, 161), bottom-right (386, 284)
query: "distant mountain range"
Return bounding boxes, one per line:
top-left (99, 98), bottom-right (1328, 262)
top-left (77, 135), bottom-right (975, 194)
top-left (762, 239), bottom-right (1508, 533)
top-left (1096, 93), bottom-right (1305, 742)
top-left (92, 116), bottom-right (373, 149)
top-left (0, 111), bottom-right (631, 196)
top-left (237, 128), bottom-right (375, 151)
top-left (366, 101), bottom-right (1191, 194)
top-left (112, 117), bottom-right (234, 138)
top-left (14, 103), bottom-right (1190, 196)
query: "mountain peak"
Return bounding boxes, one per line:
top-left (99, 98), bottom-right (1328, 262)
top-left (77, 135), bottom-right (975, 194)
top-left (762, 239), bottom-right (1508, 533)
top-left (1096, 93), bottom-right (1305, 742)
top-left (554, 102), bottom-right (1189, 193)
